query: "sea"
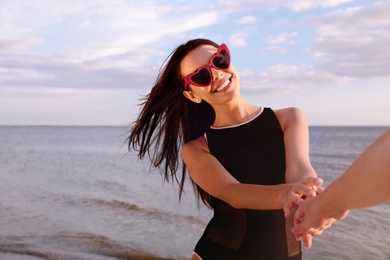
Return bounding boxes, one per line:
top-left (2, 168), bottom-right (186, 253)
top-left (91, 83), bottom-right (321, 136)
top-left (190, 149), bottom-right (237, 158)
top-left (0, 125), bottom-right (389, 260)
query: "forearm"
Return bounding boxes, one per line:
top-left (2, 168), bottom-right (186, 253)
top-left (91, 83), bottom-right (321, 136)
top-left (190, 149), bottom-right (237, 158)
top-left (279, 107), bottom-right (318, 184)
top-left (285, 165), bottom-right (317, 184)
top-left (182, 135), bottom-right (318, 211)
top-left (225, 183), bottom-right (295, 210)
top-left (317, 130), bottom-right (390, 218)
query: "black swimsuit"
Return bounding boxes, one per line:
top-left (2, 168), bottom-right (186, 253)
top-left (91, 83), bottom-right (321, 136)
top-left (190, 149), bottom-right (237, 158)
top-left (194, 107), bottom-right (301, 260)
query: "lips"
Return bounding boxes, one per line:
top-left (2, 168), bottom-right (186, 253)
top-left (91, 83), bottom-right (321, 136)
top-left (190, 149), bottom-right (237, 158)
top-left (214, 77), bottom-right (231, 92)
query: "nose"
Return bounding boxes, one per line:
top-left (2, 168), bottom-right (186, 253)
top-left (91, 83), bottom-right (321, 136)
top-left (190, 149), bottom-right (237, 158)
top-left (210, 67), bottom-right (224, 82)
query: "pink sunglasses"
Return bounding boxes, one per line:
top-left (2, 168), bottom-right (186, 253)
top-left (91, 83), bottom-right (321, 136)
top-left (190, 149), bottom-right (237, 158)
top-left (184, 43), bottom-right (231, 88)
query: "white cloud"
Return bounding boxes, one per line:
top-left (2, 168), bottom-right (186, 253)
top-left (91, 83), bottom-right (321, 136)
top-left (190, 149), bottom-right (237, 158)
top-left (229, 34), bottom-right (248, 47)
top-left (0, 50), bottom-right (157, 92)
top-left (239, 64), bottom-right (352, 93)
top-left (0, 0), bottom-right (222, 93)
top-left (0, 38), bottom-right (43, 52)
top-left (238, 16), bottom-right (256, 24)
top-left (216, 0), bottom-right (355, 12)
top-left (0, 0), bottom-right (219, 58)
top-left (267, 46), bottom-right (288, 54)
top-left (267, 32), bottom-right (298, 44)
top-left (265, 32), bottom-right (297, 54)
top-left (306, 1), bottom-right (390, 78)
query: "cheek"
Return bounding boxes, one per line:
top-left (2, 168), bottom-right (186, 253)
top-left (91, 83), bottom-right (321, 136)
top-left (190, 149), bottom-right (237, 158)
top-left (228, 64), bottom-right (238, 74)
top-left (189, 86), bottom-right (208, 95)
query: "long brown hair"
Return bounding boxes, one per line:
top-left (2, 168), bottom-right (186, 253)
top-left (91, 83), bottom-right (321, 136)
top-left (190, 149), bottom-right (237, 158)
top-left (127, 39), bottom-right (218, 208)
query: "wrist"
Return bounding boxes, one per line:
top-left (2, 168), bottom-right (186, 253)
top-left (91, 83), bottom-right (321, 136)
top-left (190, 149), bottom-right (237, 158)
top-left (316, 189), bottom-right (347, 220)
top-left (279, 183), bottom-right (294, 205)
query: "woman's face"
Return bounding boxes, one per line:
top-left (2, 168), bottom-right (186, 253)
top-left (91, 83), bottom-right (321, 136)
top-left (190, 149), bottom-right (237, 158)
top-left (181, 44), bottom-right (240, 105)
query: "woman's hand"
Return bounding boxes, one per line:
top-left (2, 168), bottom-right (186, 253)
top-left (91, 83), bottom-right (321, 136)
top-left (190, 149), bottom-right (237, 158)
top-left (282, 176), bottom-right (325, 249)
top-left (283, 176), bottom-right (323, 218)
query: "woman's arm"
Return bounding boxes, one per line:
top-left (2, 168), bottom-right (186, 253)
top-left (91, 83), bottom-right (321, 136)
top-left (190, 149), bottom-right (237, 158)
top-left (293, 129), bottom-right (390, 236)
top-left (275, 108), bottom-right (324, 213)
top-left (181, 135), bottom-right (319, 210)
top-left (275, 107), bottom-right (318, 183)
top-left (275, 107), bottom-right (327, 248)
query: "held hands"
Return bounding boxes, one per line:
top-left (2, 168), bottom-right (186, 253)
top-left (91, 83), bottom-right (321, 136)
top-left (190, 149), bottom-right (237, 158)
top-left (283, 176), bottom-right (323, 218)
top-left (291, 195), bottom-right (348, 248)
top-left (283, 176), bottom-right (326, 249)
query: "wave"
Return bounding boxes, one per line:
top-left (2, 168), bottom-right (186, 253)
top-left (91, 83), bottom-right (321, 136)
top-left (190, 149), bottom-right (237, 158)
top-left (84, 197), bottom-right (206, 226)
top-left (49, 192), bottom-right (207, 227)
top-left (0, 233), bottom-right (178, 260)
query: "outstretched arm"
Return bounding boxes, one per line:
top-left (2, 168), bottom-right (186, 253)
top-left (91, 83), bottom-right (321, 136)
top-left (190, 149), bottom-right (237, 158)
top-left (181, 135), bottom-right (320, 211)
top-left (275, 108), bottom-right (321, 210)
top-left (293, 129), bottom-right (390, 240)
top-left (276, 107), bottom-right (326, 248)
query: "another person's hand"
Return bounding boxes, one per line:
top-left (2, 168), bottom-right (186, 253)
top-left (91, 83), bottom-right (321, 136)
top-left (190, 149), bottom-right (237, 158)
top-left (283, 176), bottom-right (324, 249)
top-left (292, 195), bottom-right (347, 248)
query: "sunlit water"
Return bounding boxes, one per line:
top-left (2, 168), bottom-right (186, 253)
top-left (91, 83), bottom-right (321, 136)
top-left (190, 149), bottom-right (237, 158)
top-left (0, 126), bottom-right (389, 260)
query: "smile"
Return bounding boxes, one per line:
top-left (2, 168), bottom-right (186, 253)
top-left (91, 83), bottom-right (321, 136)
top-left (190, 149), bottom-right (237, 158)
top-left (215, 78), bottom-right (231, 92)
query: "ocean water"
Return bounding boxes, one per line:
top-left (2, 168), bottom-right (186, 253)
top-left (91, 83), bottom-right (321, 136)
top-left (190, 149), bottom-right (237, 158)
top-left (0, 125), bottom-right (389, 260)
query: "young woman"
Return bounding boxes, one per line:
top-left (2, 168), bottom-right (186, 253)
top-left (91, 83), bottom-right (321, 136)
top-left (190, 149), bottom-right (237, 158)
top-left (128, 38), bottom-right (324, 260)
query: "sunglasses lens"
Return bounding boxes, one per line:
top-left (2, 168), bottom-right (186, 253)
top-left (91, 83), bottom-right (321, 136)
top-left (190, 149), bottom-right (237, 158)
top-left (213, 49), bottom-right (230, 69)
top-left (191, 68), bottom-right (211, 86)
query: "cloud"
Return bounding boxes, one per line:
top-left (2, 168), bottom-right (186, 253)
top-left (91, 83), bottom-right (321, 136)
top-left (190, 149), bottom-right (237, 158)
top-left (267, 32), bottom-right (298, 45)
top-left (0, 50), bottom-right (157, 92)
top-left (216, 0), bottom-right (354, 12)
top-left (0, 38), bottom-right (43, 51)
top-left (239, 64), bottom-right (352, 94)
top-left (229, 33), bottom-right (248, 47)
top-left (266, 46), bottom-right (288, 55)
top-left (306, 1), bottom-right (390, 78)
top-left (0, 0), bottom-right (222, 93)
top-left (265, 32), bottom-right (297, 54)
top-left (237, 1), bottom-right (390, 94)
top-left (1, 0), bottom-right (387, 98)
top-left (238, 16), bottom-right (256, 24)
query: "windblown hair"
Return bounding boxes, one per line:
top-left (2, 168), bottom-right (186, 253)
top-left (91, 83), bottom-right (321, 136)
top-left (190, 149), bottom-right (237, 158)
top-left (127, 38), bottom-right (218, 208)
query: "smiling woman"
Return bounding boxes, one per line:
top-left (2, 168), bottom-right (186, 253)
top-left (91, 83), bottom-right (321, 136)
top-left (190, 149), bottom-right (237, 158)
top-left (127, 38), bottom-right (324, 260)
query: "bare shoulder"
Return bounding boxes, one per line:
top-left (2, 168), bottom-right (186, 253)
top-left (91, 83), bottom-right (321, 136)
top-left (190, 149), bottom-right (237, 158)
top-left (181, 135), bottom-right (210, 159)
top-left (273, 107), bottom-right (307, 131)
top-left (273, 107), bottom-right (305, 119)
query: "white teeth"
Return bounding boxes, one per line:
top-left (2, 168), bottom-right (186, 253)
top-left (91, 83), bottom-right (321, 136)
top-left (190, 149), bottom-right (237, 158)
top-left (216, 79), bottom-right (230, 92)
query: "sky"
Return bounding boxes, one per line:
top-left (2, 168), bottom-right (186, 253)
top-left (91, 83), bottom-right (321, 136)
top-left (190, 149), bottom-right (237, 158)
top-left (0, 0), bottom-right (389, 126)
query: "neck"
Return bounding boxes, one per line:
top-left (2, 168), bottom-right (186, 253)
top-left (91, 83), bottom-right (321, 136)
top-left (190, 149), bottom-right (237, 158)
top-left (211, 95), bottom-right (260, 127)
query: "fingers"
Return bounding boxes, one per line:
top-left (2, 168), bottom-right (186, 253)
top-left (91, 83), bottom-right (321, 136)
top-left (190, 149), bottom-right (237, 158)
top-left (284, 179), bottom-right (323, 219)
top-left (294, 232), bottom-right (302, 242)
top-left (292, 220), bottom-right (327, 235)
top-left (301, 176), bottom-right (323, 187)
top-left (301, 228), bottom-right (322, 249)
top-left (308, 228), bottom-right (324, 237)
top-left (284, 199), bottom-right (299, 218)
top-left (284, 183), bottom-right (315, 217)
top-left (322, 219), bottom-right (333, 230)
top-left (292, 226), bottom-right (322, 249)
top-left (302, 233), bottom-right (312, 249)
top-left (315, 186), bottom-right (325, 194)
top-left (292, 183), bottom-right (316, 199)
top-left (292, 218), bottom-right (331, 238)
top-left (283, 202), bottom-right (292, 218)
top-left (292, 206), bottom-right (311, 235)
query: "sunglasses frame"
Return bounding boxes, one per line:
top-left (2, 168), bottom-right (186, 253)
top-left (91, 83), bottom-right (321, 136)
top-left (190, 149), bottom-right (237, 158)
top-left (184, 43), bottom-right (230, 88)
